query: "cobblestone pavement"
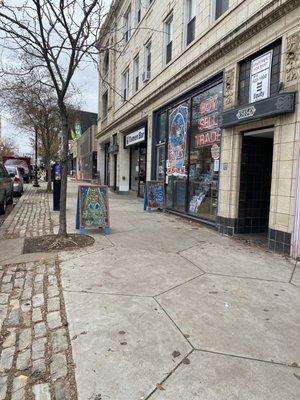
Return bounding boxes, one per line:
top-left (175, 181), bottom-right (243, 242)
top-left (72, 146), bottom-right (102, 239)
top-left (0, 259), bottom-right (77, 399)
top-left (0, 187), bottom-right (53, 240)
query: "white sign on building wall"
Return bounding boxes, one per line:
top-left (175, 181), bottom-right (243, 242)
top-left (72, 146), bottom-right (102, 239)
top-left (125, 127), bottom-right (146, 147)
top-left (249, 50), bottom-right (273, 103)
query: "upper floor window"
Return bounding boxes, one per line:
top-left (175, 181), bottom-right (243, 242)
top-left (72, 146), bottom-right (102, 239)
top-left (215, 0), bottom-right (229, 20)
top-left (133, 55), bottom-right (139, 92)
top-left (102, 90), bottom-right (108, 118)
top-left (186, 0), bottom-right (196, 46)
top-left (164, 13), bottom-right (173, 65)
top-left (135, 0), bottom-right (141, 24)
top-left (143, 41), bottom-right (151, 81)
top-left (103, 50), bottom-right (109, 76)
top-left (122, 68), bottom-right (130, 102)
top-left (238, 41), bottom-right (282, 106)
top-left (124, 6), bottom-right (132, 42)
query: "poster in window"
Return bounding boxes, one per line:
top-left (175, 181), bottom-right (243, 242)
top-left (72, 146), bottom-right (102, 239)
top-left (166, 103), bottom-right (189, 176)
top-left (249, 50), bottom-right (273, 103)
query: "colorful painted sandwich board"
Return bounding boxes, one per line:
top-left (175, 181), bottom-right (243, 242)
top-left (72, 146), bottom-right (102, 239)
top-left (76, 185), bottom-right (111, 234)
top-left (144, 181), bottom-right (165, 211)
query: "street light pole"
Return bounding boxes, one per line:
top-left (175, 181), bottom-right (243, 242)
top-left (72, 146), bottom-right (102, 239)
top-left (33, 128), bottom-right (40, 187)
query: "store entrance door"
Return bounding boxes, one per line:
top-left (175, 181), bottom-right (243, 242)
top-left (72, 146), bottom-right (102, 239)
top-left (237, 130), bottom-right (274, 234)
top-left (130, 146), bottom-right (147, 197)
top-left (130, 148), bottom-right (139, 192)
top-left (104, 143), bottom-right (110, 186)
top-left (113, 154), bottom-right (117, 191)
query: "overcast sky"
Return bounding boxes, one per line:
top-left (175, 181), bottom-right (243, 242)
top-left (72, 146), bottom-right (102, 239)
top-left (1, 0), bottom-right (112, 155)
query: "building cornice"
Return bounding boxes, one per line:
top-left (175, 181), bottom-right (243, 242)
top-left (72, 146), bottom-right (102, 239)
top-left (97, 0), bottom-right (299, 139)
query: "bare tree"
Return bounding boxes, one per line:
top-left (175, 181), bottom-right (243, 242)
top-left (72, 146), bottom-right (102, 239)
top-left (0, 0), bottom-right (105, 237)
top-left (0, 137), bottom-right (16, 161)
top-left (0, 76), bottom-right (60, 191)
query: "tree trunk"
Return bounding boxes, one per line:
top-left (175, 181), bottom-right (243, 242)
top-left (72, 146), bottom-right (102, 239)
top-left (45, 157), bottom-right (52, 192)
top-left (58, 102), bottom-right (69, 238)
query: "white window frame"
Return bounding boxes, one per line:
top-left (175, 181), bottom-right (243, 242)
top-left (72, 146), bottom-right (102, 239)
top-left (133, 55), bottom-right (139, 93)
top-left (164, 12), bottom-right (173, 65)
top-left (124, 6), bottom-right (132, 42)
top-left (122, 68), bottom-right (130, 102)
top-left (214, 0), bottom-right (229, 20)
top-left (144, 41), bottom-right (152, 78)
top-left (135, 0), bottom-right (141, 25)
top-left (103, 49), bottom-right (109, 77)
top-left (102, 90), bottom-right (108, 118)
top-left (185, 0), bottom-right (196, 46)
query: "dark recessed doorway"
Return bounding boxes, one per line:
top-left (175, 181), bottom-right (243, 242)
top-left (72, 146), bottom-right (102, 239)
top-left (237, 129), bottom-right (274, 235)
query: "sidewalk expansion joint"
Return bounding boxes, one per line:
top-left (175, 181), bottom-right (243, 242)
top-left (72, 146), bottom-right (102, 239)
top-left (63, 289), bottom-right (153, 298)
top-left (177, 252), bottom-right (206, 273)
top-left (204, 271), bottom-right (291, 284)
top-left (153, 273), bottom-right (206, 298)
top-left (289, 260), bottom-right (299, 283)
top-left (144, 349), bottom-right (195, 400)
top-left (153, 298), bottom-right (194, 349)
top-left (193, 348), bottom-right (300, 369)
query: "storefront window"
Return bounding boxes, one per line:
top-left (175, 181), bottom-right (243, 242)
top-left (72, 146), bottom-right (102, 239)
top-left (156, 145), bottom-right (165, 181)
top-left (157, 112), bottom-right (167, 143)
top-left (166, 102), bottom-right (189, 212)
top-left (188, 83), bottom-right (223, 221)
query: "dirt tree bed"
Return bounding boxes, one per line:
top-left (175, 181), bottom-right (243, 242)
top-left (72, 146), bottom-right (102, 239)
top-left (23, 234), bottom-right (95, 253)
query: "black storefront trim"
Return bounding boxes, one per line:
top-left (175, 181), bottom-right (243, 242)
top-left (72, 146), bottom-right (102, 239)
top-left (220, 92), bottom-right (295, 128)
top-left (217, 217), bottom-right (291, 256)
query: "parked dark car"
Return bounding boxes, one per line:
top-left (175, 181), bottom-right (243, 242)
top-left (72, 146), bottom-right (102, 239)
top-left (5, 166), bottom-right (24, 196)
top-left (0, 163), bottom-right (13, 215)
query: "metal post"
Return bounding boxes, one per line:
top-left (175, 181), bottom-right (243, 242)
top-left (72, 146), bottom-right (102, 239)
top-left (33, 129), bottom-right (40, 187)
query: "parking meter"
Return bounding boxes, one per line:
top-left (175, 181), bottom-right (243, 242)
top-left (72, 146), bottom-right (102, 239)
top-left (53, 164), bottom-right (61, 211)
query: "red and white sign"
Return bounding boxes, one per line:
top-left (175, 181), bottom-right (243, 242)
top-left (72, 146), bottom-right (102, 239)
top-left (199, 95), bottom-right (218, 115)
top-left (198, 113), bottom-right (218, 131)
top-left (211, 143), bottom-right (220, 160)
top-left (194, 130), bottom-right (221, 147)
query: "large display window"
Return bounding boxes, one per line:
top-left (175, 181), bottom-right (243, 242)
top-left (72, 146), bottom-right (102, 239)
top-left (153, 78), bottom-right (223, 224)
top-left (188, 83), bottom-right (223, 221)
top-left (166, 102), bottom-right (189, 213)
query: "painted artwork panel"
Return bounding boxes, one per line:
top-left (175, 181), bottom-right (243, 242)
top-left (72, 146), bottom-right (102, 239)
top-left (145, 181), bottom-right (165, 210)
top-left (79, 185), bottom-right (110, 229)
top-left (166, 103), bottom-right (189, 177)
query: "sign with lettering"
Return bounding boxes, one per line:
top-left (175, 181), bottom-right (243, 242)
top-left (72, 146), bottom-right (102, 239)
top-left (144, 181), bottom-right (165, 211)
top-left (236, 106), bottom-right (256, 120)
top-left (76, 185), bottom-right (110, 231)
top-left (194, 130), bottom-right (221, 147)
top-left (249, 51), bottom-right (272, 103)
top-left (125, 127), bottom-right (146, 147)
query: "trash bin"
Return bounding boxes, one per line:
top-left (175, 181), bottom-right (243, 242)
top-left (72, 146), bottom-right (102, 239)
top-left (52, 164), bottom-right (61, 211)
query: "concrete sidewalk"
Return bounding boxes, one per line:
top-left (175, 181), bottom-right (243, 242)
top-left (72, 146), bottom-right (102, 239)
top-left (59, 180), bottom-right (300, 400)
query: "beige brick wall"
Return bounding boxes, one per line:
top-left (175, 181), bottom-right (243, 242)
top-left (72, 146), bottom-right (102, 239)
top-left (97, 0), bottom-right (300, 238)
top-left (98, 0), bottom-right (279, 133)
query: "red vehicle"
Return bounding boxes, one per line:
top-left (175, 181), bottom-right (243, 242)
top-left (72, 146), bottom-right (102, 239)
top-left (3, 156), bottom-right (32, 183)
